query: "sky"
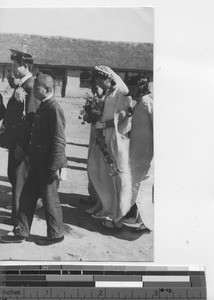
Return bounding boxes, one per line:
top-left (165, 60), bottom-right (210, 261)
top-left (0, 7), bottom-right (153, 43)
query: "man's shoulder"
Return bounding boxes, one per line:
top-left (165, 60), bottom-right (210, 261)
top-left (49, 98), bottom-right (63, 109)
top-left (46, 98), bottom-right (64, 113)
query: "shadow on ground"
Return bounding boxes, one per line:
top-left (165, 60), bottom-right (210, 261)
top-left (67, 142), bottom-right (88, 148)
top-left (66, 156), bottom-right (87, 171)
top-left (66, 166), bottom-right (87, 171)
top-left (0, 176), bottom-right (9, 183)
top-left (0, 183), bottom-right (146, 242)
top-left (35, 192), bottom-right (146, 242)
top-left (67, 157), bottom-right (87, 165)
top-left (0, 184), bottom-right (11, 207)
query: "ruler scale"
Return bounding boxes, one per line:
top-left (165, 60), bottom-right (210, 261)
top-left (0, 265), bottom-right (206, 299)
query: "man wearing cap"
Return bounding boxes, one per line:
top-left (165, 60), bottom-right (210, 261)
top-left (0, 50), bottom-right (42, 225)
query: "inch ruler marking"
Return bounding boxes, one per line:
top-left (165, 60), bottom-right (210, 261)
top-left (0, 265), bottom-right (207, 299)
top-left (0, 286), bottom-right (207, 299)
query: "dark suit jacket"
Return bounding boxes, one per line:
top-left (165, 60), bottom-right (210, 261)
top-left (0, 76), bottom-right (39, 150)
top-left (0, 85), bottom-right (25, 149)
top-left (29, 97), bottom-right (67, 171)
top-left (17, 76), bottom-right (40, 152)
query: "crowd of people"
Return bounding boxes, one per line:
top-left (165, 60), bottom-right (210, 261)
top-left (0, 49), bottom-right (153, 246)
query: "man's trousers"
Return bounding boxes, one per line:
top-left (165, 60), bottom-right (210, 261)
top-left (14, 166), bottom-right (64, 239)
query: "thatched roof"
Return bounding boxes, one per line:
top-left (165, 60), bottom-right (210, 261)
top-left (0, 33), bottom-right (153, 71)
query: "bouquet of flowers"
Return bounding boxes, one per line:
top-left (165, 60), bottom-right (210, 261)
top-left (79, 93), bottom-right (104, 125)
top-left (14, 86), bottom-right (27, 103)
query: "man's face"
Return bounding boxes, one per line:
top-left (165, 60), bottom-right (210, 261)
top-left (34, 81), bottom-right (47, 101)
top-left (128, 84), bottom-right (139, 99)
top-left (11, 60), bottom-right (27, 79)
top-left (7, 69), bottom-right (20, 88)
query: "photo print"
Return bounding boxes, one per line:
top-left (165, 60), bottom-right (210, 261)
top-left (0, 7), bottom-right (154, 261)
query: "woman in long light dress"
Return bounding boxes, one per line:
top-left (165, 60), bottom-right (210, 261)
top-left (124, 75), bottom-right (154, 231)
top-left (87, 66), bottom-right (132, 227)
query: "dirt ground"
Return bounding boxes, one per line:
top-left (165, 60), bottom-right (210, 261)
top-left (0, 96), bottom-right (153, 262)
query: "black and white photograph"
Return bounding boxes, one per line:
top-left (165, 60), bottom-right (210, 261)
top-left (0, 7), bottom-right (154, 261)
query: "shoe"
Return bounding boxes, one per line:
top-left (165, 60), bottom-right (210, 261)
top-left (36, 236), bottom-right (64, 246)
top-left (0, 234), bottom-right (26, 243)
top-left (101, 218), bottom-right (121, 229)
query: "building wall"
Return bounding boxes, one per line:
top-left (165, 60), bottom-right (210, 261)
top-left (65, 69), bottom-right (90, 98)
top-left (0, 63), bottom-right (154, 99)
top-left (118, 72), bottom-right (125, 81)
top-left (64, 69), bottom-right (154, 99)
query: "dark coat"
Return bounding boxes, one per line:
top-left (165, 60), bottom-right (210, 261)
top-left (17, 76), bottom-right (40, 151)
top-left (29, 97), bottom-right (67, 171)
top-left (0, 76), bottom-right (39, 150)
top-left (0, 93), bottom-right (6, 120)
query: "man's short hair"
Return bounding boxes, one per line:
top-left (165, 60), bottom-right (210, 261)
top-left (35, 73), bottom-right (54, 92)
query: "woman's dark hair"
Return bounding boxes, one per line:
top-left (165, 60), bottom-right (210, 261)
top-left (89, 75), bottom-right (96, 87)
top-left (10, 49), bottom-right (33, 72)
top-left (93, 69), bottom-right (116, 87)
top-left (93, 69), bottom-right (108, 80)
top-left (128, 75), bottom-right (150, 96)
top-left (89, 75), bottom-right (106, 97)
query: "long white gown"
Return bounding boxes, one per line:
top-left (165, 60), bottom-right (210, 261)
top-left (87, 85), bottom-right (132, 222)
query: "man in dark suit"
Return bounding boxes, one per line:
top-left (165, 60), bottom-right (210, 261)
top-left (0, 73), bottom-right (67, 245)
top-left (0, 51), bottom-right (42, 225)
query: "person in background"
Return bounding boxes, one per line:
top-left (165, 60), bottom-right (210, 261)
top-left (124, 75), bottom-right (154, 232)
top-left (0, 67), bottom-right (20, 128)
top-left (87, 66), bottom-right (132, 228)
top-left (0, 52), bottom-right (42, 225)
top-left (0, 73), bottom-right (67, 245)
